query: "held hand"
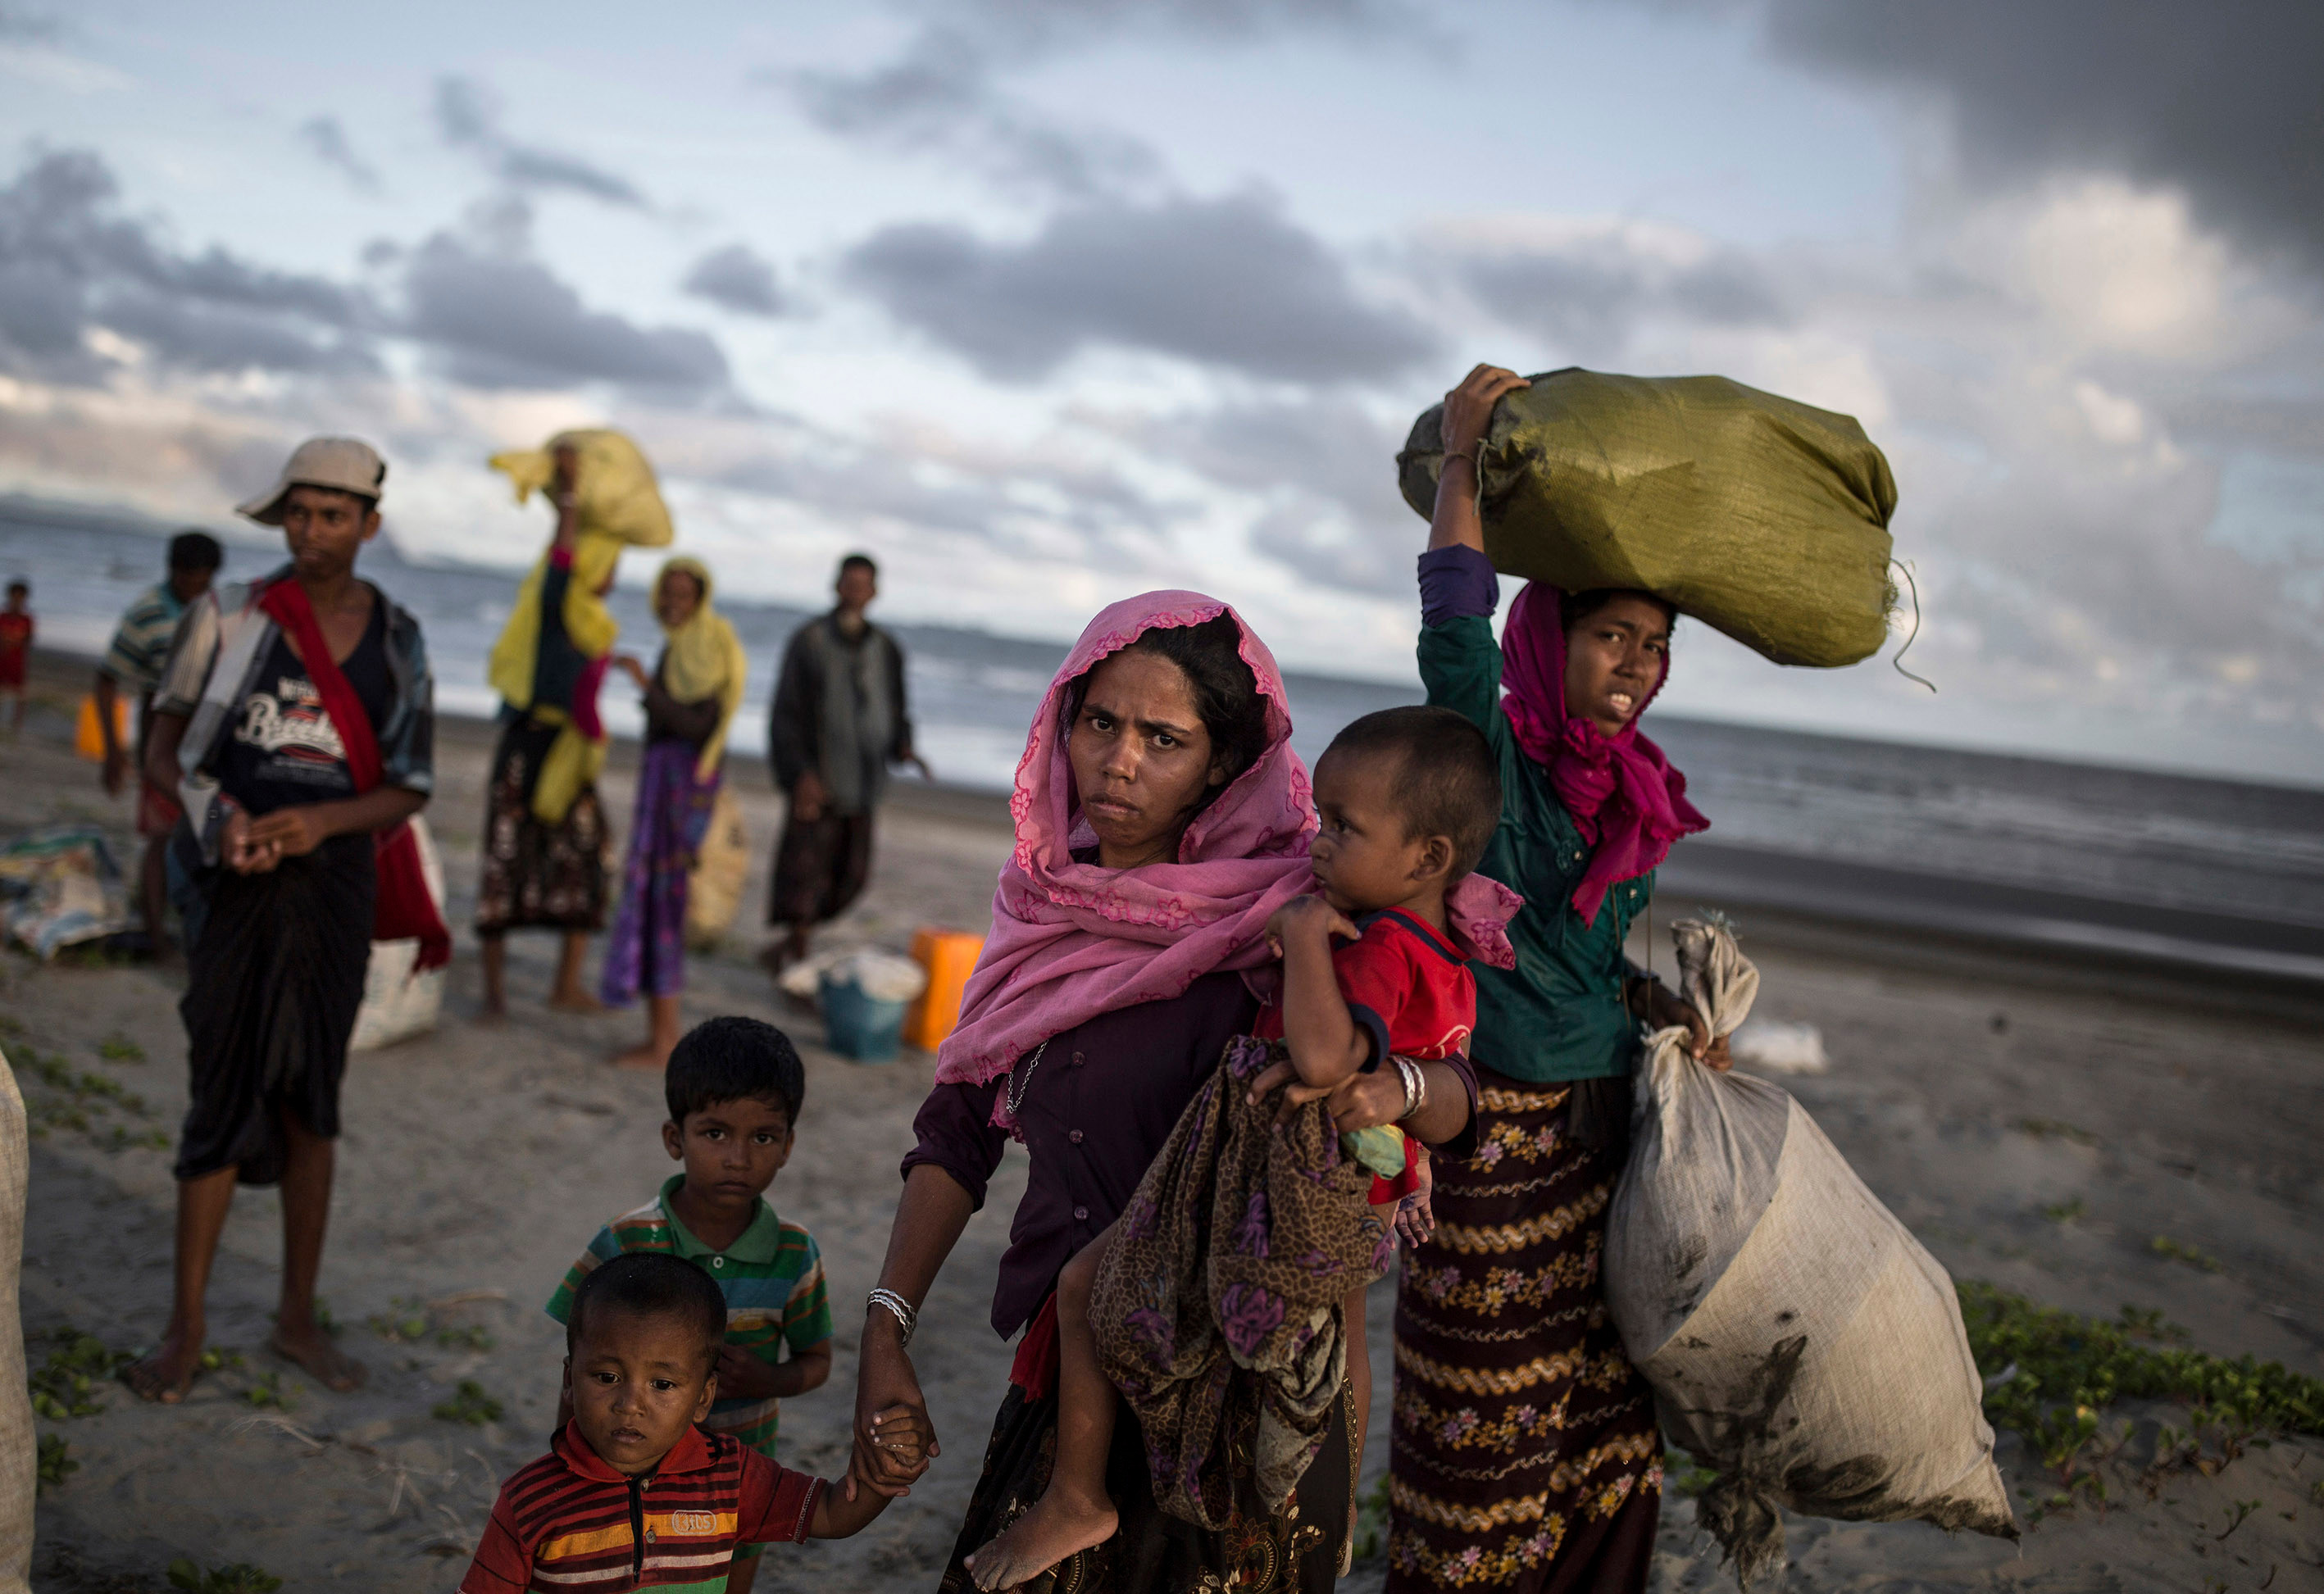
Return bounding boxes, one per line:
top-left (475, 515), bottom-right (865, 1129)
top-left (1263, 893), bottom-right (1358, 960)
top-left (848, 1326), bottom-right (935, 1501)
top-left (866, 1402), bottom-right (935, 1480)
top-left (1439, 365), bottom-right (1531, 463)
top-left (551, 443), bottom-right (580, 499)
top-left (1644, 982), bottom-right (1730, 1070)
top-left (613, 654), bottom-right (650, 689)
top-left (244, 806), bottom-right (330, 864)
top-left (1394, 1153), bottom-right (1436, 1248)
top-left (792, 770), bottom-right (828, 824)
top-left (102, 748), bottom-right (130, 798)
top-left (907, 755), bottom-right (935, 782)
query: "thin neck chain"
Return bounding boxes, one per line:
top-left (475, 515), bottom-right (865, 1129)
top-left (1003, 1039), bottom-right (1050, 1119)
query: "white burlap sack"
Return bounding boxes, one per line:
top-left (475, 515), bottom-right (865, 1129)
top-left (684, 785), bottom-right (749, 951)
top-left (350, 814), bottom-right (448, 1053)
top-left (1605, 920), bottom-right (2013, 1588)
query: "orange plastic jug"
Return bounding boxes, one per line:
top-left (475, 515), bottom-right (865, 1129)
top-left (903, 927), bottom-right (985, 1051)
top-left (75, 694), bottom-right (131, 762)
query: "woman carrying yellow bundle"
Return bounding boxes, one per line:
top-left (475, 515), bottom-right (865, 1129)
top-left (477, 434), bottom-right (670, 1018)
top-left (600, 557), bottom-right (747, 1069)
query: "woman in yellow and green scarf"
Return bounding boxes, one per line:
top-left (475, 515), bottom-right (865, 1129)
top-left (475, 440), bottom-right (639, 1016)
top-left (599, 556), bottom-right (747, 1069)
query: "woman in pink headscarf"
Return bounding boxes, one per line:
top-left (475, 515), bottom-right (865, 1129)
top-left (1384, 366), bottom-right (1728, 1594)
top-left (848, 593), bottom-right (1480, 1594)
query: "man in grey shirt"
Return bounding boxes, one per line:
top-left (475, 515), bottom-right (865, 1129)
top-left (762, 553), bottom-right (926, 974)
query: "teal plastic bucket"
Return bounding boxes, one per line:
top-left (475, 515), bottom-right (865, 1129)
top-left (820, 971), bottom-right (907, 1063)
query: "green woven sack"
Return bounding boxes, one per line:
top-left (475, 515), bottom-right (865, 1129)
top-left (1398, 369), bottom-right (1898, 668)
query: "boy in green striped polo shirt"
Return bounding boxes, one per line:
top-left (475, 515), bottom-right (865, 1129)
top-left (548, 1018), bottom-right (833, 1594)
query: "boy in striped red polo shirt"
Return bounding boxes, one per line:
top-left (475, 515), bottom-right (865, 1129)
top-left (466, 1253), bottom-right (926, 1592)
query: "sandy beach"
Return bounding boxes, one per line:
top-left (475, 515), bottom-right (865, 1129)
top-left (4, 649), bottom-right (2321, 1593)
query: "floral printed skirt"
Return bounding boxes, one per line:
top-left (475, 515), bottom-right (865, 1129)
top-left (475, 714), bottom-right (607, 935)
top-left (938, 1330), bottom-right (1355, 1594)
top-left (1385, 1070), bottom-right (1662, 1593)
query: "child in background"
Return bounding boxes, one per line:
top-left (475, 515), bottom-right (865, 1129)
top-left (967, 706), bottom-right (1503, 1591)
top-left (547, 1017), bottom-right (832, 1594)
top-left (0, 579), bottom-right (33, 733)
top-left (468, 1254), bottom-right (926, 1592)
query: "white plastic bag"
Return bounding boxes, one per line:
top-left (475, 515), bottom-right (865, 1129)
top-left (1604, 920), bottom-right (2013, 1587)
top-left (350, 815), bottom-right (448, 1053)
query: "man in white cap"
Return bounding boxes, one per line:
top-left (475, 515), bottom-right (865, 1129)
top-left (125, 437), bottom-right (444, 1402)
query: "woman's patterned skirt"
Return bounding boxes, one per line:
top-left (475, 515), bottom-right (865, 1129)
top-left (1385, 1072), bottom-right (1663, 1593)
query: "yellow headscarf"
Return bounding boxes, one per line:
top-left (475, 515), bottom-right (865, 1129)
top-left (654, 556), bottom-right (748, 780)
top-left (486, 429), bottom-right (671, 824)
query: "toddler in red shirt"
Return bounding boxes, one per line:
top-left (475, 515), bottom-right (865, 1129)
top-left (968, 706), bottom-right (1504, 1591)
top-left (463, 1253), bottom-right (927, 1593)
top-left (0, 579), bottom-right (33, 734)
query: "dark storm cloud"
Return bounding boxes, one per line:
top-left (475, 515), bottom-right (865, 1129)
top-left (1752, 0), bottom-right (2324, 275)
top-left (0, 2), bottom-right (57, 40)
top-left (0, 149), bottom-right (375, 384)
top-left (782, 30), bottom-right (1160, 200)
top-left (401, 231), bottom-right (728, 393)
top-left (432, 76), bottom-right (648, 209)
top-left (1450, 234), bottom-right (1789, 360)
top-left (298, 116), bottom-right (381, 193)
top-left (843, 192), bottom-right (1437, 384)
top-left (680, 243), bottom-right (786, 317)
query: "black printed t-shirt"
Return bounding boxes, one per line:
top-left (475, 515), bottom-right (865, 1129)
top-left (215, 598), bottom-right (390, 817)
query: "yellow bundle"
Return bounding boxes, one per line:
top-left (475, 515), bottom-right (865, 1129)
top-left (486, 429), bottom-right (675, 824)
top-left (489, 428), bottom-right (674, 549)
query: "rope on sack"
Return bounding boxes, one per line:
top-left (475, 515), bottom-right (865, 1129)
top-left (1889, 558), bottom-right (1937, 693)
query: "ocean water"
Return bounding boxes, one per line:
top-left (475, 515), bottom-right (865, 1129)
top-left (8, 508), bottom-right (2323, 935)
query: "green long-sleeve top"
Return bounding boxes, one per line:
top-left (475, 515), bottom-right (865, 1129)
top-left (1420, 613), bottom-right (1652, 1083)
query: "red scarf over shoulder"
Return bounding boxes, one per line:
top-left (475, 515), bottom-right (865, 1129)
top-left (257, 579), bottom-right (452, 971)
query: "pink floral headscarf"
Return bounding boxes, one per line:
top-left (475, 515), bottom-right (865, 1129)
top-left (935, 590), bottom-right (1521, 1124)
top-left (933, 593), bottom-right (1316, 1110)
top-left (1498, 583), bottom-right (1708, 924)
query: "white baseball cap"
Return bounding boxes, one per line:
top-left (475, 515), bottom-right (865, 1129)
top-left (236, 437), bottom-right (388, 525)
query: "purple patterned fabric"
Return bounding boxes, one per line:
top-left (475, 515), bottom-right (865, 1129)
top-left (1417, 544), bottom-right (1499, 626)
top-left (600, 738), bottom-right (721, 1005)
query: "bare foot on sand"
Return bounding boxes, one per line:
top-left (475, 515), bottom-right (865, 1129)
top-left (548, 989), bottom-right (607, 1015)
top-left (611, 1042), bottom-right (673, 1071)
top-left (121, 1329), bottom-right (205, 1404)
top-left (966, 1493), bottom-right (1118, 1592)
top-left (270, 1327), bottom-right (366, 1392)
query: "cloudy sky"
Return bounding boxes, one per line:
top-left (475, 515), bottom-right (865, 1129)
top-left (2, 0), bottom-right (2320, 779)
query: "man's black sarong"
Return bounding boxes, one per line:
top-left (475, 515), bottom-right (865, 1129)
top-left (175, 833), bottom-right (375, 1187)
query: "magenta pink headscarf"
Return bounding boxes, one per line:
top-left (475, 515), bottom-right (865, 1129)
top-left (935, 590), bottom-right (1521, 1123)
top-left (1499, 583), bottom-right (1708, 925)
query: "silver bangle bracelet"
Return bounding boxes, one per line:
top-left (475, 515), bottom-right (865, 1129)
top-left (1394, 1056), bottom-right (1426, 1122)
top-left (866, 1287), bottom-right (916, 1346)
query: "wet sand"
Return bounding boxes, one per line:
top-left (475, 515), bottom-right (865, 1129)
top-left (2, 652), bottom-right (2320, 1592)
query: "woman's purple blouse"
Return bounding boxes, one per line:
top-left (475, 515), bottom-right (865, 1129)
top-left (904, 971), bottom-right (1480, 1339)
